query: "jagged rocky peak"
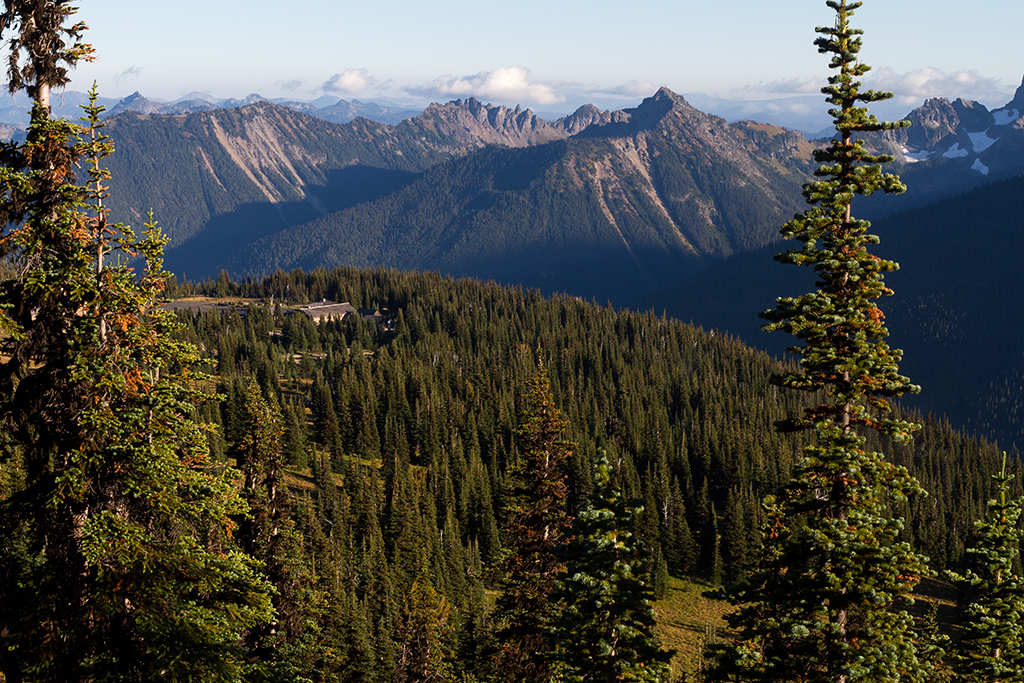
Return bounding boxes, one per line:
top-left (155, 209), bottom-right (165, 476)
top-left (409, 97), bottom-right (568, 149)
top-left (107, 91), bottom-right (161, 117)
top-left (951, 98), bottom-right (994, 131)
top-left (633, 86), bottom-right (691, 124)
top-left (556, 104), bottom-right (628, 135)
top-left (651, 86), bottom-right (689, 105)
top-left (423, 97), bottom-right (532, 125)
top-left (895, 97), bottom-right (960, 149)
top-left (572, 86), bottom-right (697, 139)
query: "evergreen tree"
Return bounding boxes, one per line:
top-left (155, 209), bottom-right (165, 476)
top-left (233, 378), bottom-right (322, 681)
top-left (547, 449), bottom-right (673, 683)
top-left (394, 575), bottom-right (459, 683)
top-left (0, 0), bottom-right (93, 110)
top-left (490, 362), bottom-right (574, 682)
top-left (0, 5), bottom-right (274, 679)
top-left (916, 601), bottom-right (952, 683)
top-left (0, 95), bottom-right (275, 681)
top-left (707, 2), bottom-right (931, 681)
top-left (946, 454), bottom-right (1024, 682)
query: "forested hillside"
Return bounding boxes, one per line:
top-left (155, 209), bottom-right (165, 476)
top-left (160, 265), bottom-right (1017, 678)
top-left (642, 172), bottom-right (1024, 451)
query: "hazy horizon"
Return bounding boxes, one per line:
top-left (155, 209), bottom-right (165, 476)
top-left (52, 1), bottom-right (1019, 112)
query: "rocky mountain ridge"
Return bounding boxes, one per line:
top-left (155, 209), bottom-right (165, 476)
top-left (879, 76), bottom-right (1024, 179)
top-left (226, 87), bottom-right (816, 303)
top-left (397, 97), bottom-right (570, 152)
top-left (96, 77), bottom-right (1024, 297)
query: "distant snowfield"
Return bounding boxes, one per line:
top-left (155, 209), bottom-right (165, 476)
top-left (992, 108), bottom-right (1019, 126)
top-left (971, 158), bottom-right (990, 175)
top-left (943, 143), bottom-right (970, 158)
top-left (967, 129), bottom-right (999, 153)
top-left (902, 147), bottom-right (932, 163)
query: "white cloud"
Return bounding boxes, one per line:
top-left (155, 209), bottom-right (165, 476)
top-left (865, 67), bottom-right (1008, 105)
top-left (410, 67), bottom-right (563, 106)
top-left (606, 80), bottom-right (658, 97)
top-left (280, 79), bottom-right (304, 92)
top-left (322, 68), bottom-right (375, 95)
top-left (737, 77), bottom-right (827, 97)
top-left (735, 68), bottom-right (1011, 107)
top-left (114, 66), bottom-right (143, 83)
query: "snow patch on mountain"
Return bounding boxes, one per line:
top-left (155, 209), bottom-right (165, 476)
top-left (967, 130), bottom-right (998, 153)
top-left (971, 158), bottom-right (990, 175)
top-left (943, 143), bottom-right (969, 159)
top-left (902, 147), bottom-right (932, 163)
top-left (993, 108), bottom-right (1019, 126)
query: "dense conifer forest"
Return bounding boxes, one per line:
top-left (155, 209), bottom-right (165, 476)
top-left (155, 265), bottom-right (1020, 678)
top-left (3, 0), bottom-right (1024, 680)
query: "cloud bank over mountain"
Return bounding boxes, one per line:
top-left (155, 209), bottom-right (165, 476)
top-left (322, 68), bottom-right (377, 95)
top-left (737, 68), bottom-right (1010, 108)
top-left (408, 67), bottom-right (564, 106)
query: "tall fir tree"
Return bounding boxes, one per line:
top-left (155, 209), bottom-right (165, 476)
top-left (394, 574), bottom-right (459, 683)
top-left (945, 454), bottom-right (1024, 682)
top-left (0, 4), bottom-right (275, 680)
top-left (490, 362), bottom-right (574, 682)
top-left (547, 449), bottom-right (673, 683)
top-left (233, 378), bottom-right (325, 681)
top-left (707, 2), bottom-right (931, 681)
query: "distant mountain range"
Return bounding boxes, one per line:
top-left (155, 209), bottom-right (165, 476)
top-left (856, 76), bottom-right (1024, 215)
top-left (99, 87), bottom-right (818, 302)
top-left (94, 77), bottom-right (1024, 294)
top-left (101, 91), bottom-right (426, 126)
top-left (228, 89), bottom-right (822, 303)
top-left (0, 89), bottom-right (427, 131)
top-left (52, 78), bottom-right (1024, 447)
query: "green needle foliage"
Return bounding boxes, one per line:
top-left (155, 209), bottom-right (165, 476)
top-left (0, 0), bottom-right (94, 108)
top-left (0, 4), bottom-right (275, 680)
top-left (490, 362), bottom-right (575, 682)
top-left (548, 448), bottom-right (673, 683)
top-left (707, 2), bottom-right (932, 681)
top-left (946, 455), bottom-right (1024, 682)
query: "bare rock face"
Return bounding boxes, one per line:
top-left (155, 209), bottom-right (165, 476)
top-left (892, 98), bottom-right (961, 149)
top-left (555, 104), bottom-right (629, 135)
top-left (571, 87), bottom-right (692, 139)
top-left (952, 98), bottom-right (994, 131)
top-left (401, 98), bottom-right (569, 152)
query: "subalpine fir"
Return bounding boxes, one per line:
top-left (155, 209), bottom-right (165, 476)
top-left (706, 2), bottom-right (933, 681)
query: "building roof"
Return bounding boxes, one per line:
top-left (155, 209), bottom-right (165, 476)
top-left (299, 300), bottom-right (359, 322)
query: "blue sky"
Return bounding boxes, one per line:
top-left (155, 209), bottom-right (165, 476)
top-left (53, 0), bottom-right (1024, 124)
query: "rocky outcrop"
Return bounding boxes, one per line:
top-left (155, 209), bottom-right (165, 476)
top-left (883, 97), bottom-right (960, 149)
top-left (399, 97), bottom-right (569, 152)
top-left (104, 91), bottom-right (163, 118)
top-left (952, 98), bottom-right (994, 131)
top-left (555, 103), bottom-right (629, 135)
top-left (573, 87), bottom-right (691, 139)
